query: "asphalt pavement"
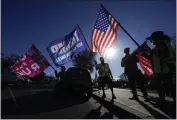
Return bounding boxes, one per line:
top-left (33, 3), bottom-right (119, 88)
top-left (1, 85), bottom-right (118, 119)
top-left (93, 88), bottom-right (176, 119)
top-left (2, 85), bottom-right (176, 119)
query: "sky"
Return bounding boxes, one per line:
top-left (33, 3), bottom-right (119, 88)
top-left (2, 0), bottom-right (176, 78)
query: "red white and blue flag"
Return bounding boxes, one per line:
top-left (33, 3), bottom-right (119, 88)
top-left (91, 5), bottom-right (119, 56)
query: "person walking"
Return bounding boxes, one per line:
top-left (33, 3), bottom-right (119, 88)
top-left (96, 57), bottom-right (116, 99)
top-left (145, 31), bottom-right (176, 105)
top-left (121, 48), bottom-right (148, 100)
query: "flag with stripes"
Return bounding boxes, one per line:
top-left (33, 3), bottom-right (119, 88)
top-left (91, 5), bottom-right (119, 56)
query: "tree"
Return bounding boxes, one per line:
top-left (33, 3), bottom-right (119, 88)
top-left (1, 53), bottom-right (21, 69)
top-left (171, 33), bottom-right (176, 49)
top-left (119, 73), bottom-right (128, 81)
top-left (72, 50), bottom-right (96, 73)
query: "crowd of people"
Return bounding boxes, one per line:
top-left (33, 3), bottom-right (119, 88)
top-left (95, 31), bottom-right (176, 106)
top-left (54, 31), bottom-right (176, 106)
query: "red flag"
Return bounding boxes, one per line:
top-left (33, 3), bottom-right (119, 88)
top-left (10, 45), bottom-right (50, 78)
top-left (136, 52), bottom-right (153, 76)
top-left (91, 5), bottom-right (119, 56)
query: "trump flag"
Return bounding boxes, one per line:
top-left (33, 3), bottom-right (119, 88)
top-left (10, 45), bottom-right (50, 78)
top-left (47, 26), bottom-right (88, 67)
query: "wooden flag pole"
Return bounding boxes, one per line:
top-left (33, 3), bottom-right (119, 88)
top-left (100, 5), bottom-right (141, 48)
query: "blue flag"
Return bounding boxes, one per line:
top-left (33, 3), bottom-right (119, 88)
top-left (47, 26), bottom-right (89, 67)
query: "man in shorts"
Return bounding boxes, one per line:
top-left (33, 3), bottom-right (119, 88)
top-left (96, 57), bottom-right (116, 99)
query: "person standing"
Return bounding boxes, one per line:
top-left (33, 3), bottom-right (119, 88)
top-left (145, 31), bottom-right (176, 105)
top-left (121, 48), bottom-right (148, 100)
top-left (58, 66), bottom-right (66, 82)
top-left (96, 57), bottom-right (116, 99)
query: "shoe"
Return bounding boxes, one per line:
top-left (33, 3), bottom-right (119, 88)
top-left (129, 96), bottom-right (138, 100)
top-left (102, 94), bottom-right (106, 98)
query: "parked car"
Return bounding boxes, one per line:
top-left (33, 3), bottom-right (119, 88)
top-left (1, 68), bottom-right (24, 88)
top-left (55, 67), bottom-right (93, 99)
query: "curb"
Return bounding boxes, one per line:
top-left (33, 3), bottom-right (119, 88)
top-left (92, 93), bottom-right (154, 119)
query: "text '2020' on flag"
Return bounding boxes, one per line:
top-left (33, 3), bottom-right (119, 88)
top-left (91, 5), bottom-right (119, 56)
top-left (47, 26), bottom-right (89, 67)
top-left (10, 45), bottom-right (50, 78)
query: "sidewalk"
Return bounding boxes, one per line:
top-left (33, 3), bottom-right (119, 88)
top-left (93, 88), bottom-right (176, 119)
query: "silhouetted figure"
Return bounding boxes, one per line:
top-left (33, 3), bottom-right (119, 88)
top-left (121, 48), bottom-right (148, 100)
top-left (54, 70), bottom-right (59, 80)
top-left (58, 66), bottom-right (66, 82)
top-left (96, 57), bottom-right (116, 99)
top-left (145, 31), bottom-right (176, 105)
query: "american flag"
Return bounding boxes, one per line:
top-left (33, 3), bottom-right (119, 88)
top-left (91, 6), bottom-right (119, 56)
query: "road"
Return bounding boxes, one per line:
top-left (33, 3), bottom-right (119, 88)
top-left (1, 85), bottom-right (118, 119)
top-left (94, 88), bottom-right (176, 119)
top-left (2, 85), bottom-right (176, 119)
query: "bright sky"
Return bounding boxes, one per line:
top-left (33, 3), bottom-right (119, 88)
top-left (2, 0), bottom-right (176, 78)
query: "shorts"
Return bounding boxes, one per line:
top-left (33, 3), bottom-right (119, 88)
top-left (98, 76), bottom-right (112, 86)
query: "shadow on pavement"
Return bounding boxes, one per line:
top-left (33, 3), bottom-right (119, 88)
top-left (136, 99), bottom-right (171, 119)
top-left (83, 106), bottom-right (114, 119)
top-left (92, 95), bottom-right (142, 119)
top-left (1, 91), bottom-right (88, 117)
top-left (139, 94), bottom-right (176, 118)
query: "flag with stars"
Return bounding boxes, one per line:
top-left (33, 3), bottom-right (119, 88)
top-left (91, 5), bottom-right (119, 56)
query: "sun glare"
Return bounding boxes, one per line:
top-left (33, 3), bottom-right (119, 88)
top-left (105, 47), bottom-right (118, 59)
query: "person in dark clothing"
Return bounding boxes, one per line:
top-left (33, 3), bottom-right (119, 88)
top-left (121, 48), bottom-right (148, 100)
top-left (58, 66), bottom-right (66, 82)
top-left (54, 70), bottom-right (59, 80)
top-left (145, 31), bottom-right (176, 105)
top-left (54, 65), bottom-right (66, 81)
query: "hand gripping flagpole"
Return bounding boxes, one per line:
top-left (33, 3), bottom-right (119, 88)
top-left (100, 5), bottom-right (141, 48)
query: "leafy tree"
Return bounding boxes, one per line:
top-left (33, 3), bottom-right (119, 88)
top-left (119, 73), bottom-right (128, 81)
top-left (72, 50), bottom-right (96, 73)
top-left (1, 53), bottom-right (21, 69)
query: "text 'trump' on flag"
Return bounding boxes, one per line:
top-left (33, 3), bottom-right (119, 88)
top-left (91, 5), bottom-right (119, 56)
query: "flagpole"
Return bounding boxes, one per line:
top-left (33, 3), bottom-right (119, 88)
top-left (100, 5), bottom-right (140, 48)
top-left (77, 25), bottom-right (97, 62)
top-left (32, 44), bottom-right (56, 71)
top-left (77, 25), bottom-right (94, 53)
top-left (77, 25), bottom-right (98, 81)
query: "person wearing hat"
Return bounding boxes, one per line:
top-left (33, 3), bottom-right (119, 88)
top-left (146, 31), bottom-right (176, 104)
top-left (96, 57), bottom-right (116, 99)
top-left (121, 48), bottom-right (148, 100)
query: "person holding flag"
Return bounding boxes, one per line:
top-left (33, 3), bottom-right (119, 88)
top-left (145, 31), bottom-right (176, 105)
top-left (121, 47), bottom-right (148, 100)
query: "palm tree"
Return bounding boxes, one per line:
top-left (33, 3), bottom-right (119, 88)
top-left (72, 50), bottom-right (96, 73)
